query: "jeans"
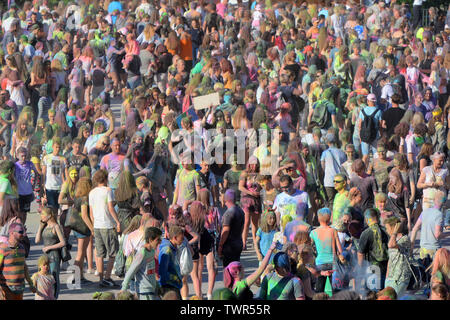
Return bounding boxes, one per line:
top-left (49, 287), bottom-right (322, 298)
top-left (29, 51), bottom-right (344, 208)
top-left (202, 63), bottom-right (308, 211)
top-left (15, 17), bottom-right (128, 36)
top-left (139, 293), bottom-right (160, 300)
top-left (49, 256), bottom-right (61, 299)
top-left (2, 127), bottom-right (11, 158)
top-left (127, 76), bottom-right (141, 90)
top-left (444, 209), bottom-right (450, 228)
top-left (45, 189), bottom-right (60, 210)
top-left (361, 140), bottom-right (377, 156)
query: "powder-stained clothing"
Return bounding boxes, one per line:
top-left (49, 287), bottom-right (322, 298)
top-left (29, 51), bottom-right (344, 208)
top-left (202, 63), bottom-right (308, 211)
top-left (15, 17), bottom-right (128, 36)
top-left (0, 243), bottom-right (27, 294)
top-left (122, 247), bottom-right (159, 295)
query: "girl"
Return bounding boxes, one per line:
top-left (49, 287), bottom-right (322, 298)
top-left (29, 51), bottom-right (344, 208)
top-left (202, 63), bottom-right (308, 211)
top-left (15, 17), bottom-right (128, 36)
top-left (30, 144), bottom-right (43, 209)
top-left (239, 156), bottom-right (261, 250)
top-left (255, 209), bottom-right (278, 263)
top-left (32, 255), bottom-right (56, 300)
top-left (35, 207), bottom-right (66, 299)
top-left (197, 189), bottom-right (221, 300)
top-left (72, 177), bottom-right (95, 280)
top-left (10, 117), bottom-right (32, 159)
top-left (58, 166), bottom-right (79, 243)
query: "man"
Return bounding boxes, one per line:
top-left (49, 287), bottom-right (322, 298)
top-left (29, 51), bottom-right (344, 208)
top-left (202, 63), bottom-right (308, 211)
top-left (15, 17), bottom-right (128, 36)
top-left (89, 169), bottom-right (121, 288)
top-left (358, 93), bottom-right (382, 167)
top-left (273, 175), bottom-right (310, 224)
top-left (283, 202), bottom-right (311, 243)
top-left (88, 135), bottom-right (111, 162)
top-left (320, 132), bottom-right (347, 208)
top-left (350, 159), bottom-right (377, 213)
top-left (405, 123), bottom-right (428, 166)
top-left (158, 224), bottom-right (184, 299)
top-left (218, 189), bottom-right (245, 268)
top-left (357, 208), bottom-right (389, 291)
top-left (173, 153), bottom-right (201, 207)
top-left (381, 94), bottom-right (406, 138)
top-left (259, 252), bottom-right (305, 300)
top-left (66, 138), bottom-right (89, 171)
top-left (332, 173), bottom-right (350, 225)
top-left (83, 114), bottom-right (114, 154)
top-left (14, 147), bottom-right (38, 214)
top-left (100, 138), bottom-right (125, 191)
top-left (197, 160), bottom-right (219, 205)
top-left (410, 190), bottom-right (447, 260)
top-left (121, 227), bottom-right (162, 300)
top-left (379, 74), bottom-right (394, 109)
top-left (0, 223), bottom-right (36, 300)
top-left (42, 138), bottom-right (68, 209)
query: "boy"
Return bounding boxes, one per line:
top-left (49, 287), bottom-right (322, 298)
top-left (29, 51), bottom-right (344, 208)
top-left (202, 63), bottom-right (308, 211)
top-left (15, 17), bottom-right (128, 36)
top-left (120, 227), bottom-right (162, 300)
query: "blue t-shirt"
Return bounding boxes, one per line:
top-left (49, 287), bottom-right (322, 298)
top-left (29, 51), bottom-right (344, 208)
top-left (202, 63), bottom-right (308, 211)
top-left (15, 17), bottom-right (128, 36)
top-left (256, 228), bottom-right (277, 258)
top-left (320, 147), bottom-right (346, 188)
top-left (358, 106), bottom-right (382, 127)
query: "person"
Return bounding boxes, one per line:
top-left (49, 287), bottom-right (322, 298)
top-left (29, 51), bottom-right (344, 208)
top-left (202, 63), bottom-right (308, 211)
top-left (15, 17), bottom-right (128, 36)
top-left (309, 207), bottom-right (343, 293)
top-left (283, 203), bottom-right (311, 244)
top-left (158, 223), bottom-right (184, 300)
top-left (14, 147), bottom-right (37, 214)
top-left (255, 209), bottom-right (278, 263)
top-left (385, 168), bottom-right (412, 233)
top-left (34, 207), bottom-right (65, 299)
top-left (224, 242), bottom-right (277, 299)
top-left (273, 175), bottom-right (310, 225)
top-left (218, 189), bottom-right (245, 268)
top-left (384, 216), bottom-right (412, 298)
top-left (89, 169), bottom-right (121, 288)
top-left (350, 159), bottom-right (377, 213)
top-left (381, 94), bottom-right (406, 138)
top-left (320, 132), bottom-right (346, 208)
top-left (410, 190), bottom-right (446, 260)
top-left (42, 138), bottom-right (68, 210)
top-left (72, 177), bottom-right (94, 281)
top-left (31, 255), bottom-right (55, 300)
top-left (417, 152), bottom-right (449, 210)
top-left (358, 93), bottom-right (382, 167)
top-left (0, 223), bottom-right (36, 300)
top-left (259, 251), bottom-right (306, 300)
top-left (0, 160), bottom-right (18, 214)
top-left (99, 138), bottom-right (125, 191)
top-left (332, 173), bottom-right (350, 225)
top-left (114, 171), bottom-right (141, 231)
top-left (429, 283), bottom-right (449, 300)
top-left (357, 208), bottom-right (389, 291)
top-left (120, 227), bottom-right (162, 300)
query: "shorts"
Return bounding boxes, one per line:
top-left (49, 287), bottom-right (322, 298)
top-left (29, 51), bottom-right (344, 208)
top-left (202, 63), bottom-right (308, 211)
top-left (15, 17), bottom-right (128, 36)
top-left (361, 141), bottom-right (377, 156)
top-left (18, 194), bottom-right (34, 212)
top-left (73, 230), bottom-right (91, 239)
top-left (419, 247), bottom-right (437, 260)
top-left (94, 228), bottom-right (119, 258)
top-left (192, 229), bottom-right (215, 260)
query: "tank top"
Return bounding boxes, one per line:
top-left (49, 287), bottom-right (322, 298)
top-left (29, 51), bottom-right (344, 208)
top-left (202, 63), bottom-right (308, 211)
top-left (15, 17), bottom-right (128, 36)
top-left (42, 225), bottom-right (61, 262)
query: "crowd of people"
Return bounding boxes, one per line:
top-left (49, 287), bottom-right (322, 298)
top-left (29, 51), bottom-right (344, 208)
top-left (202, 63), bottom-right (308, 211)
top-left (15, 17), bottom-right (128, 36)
top-left (0, 0), bottom-right (449, 301)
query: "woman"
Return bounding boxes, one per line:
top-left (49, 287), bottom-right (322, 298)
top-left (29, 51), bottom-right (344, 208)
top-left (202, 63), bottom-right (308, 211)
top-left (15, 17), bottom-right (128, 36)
top-left (147, 141), bottom-right (170, 221)
top-left (0, 198), bottom-right (26, 244)
top-left (137, 24), bottom-right (160, 45)
top-left (165, 31), bottom-right (181, 57)
top-left (78, 46), bottom-right (94, 106)
top-left (429, 248), bottom-right (450, 288)
top-left (0, 160), bottom-right (18, 214)
top-left (393, 153), bottom-right (416, 208)
top-left (58, 166), bottom-right (79, 244)
top-left (223, 242), bottom-right (277, 299)
top-left (385, 168), bottom-right (412, 233)
top-left (239, 156), bottom-right (261, 250)
top-left (49, 59), bottom-right (67, 100)
top-left (10, 117), bottom-right (32, 159)
top-left (114, 171), bottom-right (141, 232)
top-left (417, 152), bottom-right (449, 210)
top-left (384, 216), bottom-right (412, 298)
top-left (28, 56), bottom-right (47, 112)
top-left (72, 177), bottom-right (95, 280)
top-left (197, 189), bottom-right (221, 300)
top-left (35, 207), bottom-right (66, 299)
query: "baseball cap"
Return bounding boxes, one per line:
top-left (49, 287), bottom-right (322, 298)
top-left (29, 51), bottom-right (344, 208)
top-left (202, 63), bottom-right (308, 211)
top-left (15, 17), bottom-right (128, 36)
top-left (367, 93), bottom-right (377, 102)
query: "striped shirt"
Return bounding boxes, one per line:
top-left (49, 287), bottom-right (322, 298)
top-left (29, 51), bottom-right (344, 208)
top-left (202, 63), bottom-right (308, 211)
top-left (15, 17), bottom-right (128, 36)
top-left (0, 243), bottom-right (26, 293)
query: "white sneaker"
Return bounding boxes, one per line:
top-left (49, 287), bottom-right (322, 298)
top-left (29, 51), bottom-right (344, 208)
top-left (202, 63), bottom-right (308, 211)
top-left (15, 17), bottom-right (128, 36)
top-left (95, 270), bottom-right (99, 276)
top-left (207, 294), bottom-right (213, 300)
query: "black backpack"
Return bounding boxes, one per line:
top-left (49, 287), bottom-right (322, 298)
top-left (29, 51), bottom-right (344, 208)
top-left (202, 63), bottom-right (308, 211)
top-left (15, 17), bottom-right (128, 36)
top-left (207, 13), bottom-right (219, 31)
top-left (360, 108), bottom-right (378, 144)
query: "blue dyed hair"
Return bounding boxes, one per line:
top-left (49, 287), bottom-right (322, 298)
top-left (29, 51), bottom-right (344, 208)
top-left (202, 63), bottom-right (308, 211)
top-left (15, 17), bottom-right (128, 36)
top-left (318, 207), bottom-right (331, 216)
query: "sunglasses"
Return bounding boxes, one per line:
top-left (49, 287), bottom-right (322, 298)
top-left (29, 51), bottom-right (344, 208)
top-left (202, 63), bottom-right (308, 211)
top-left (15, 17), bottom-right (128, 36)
top-left (15, 230), bottom-right (24, 235)
top-left (280, 185), bottom-right (290, 190)
top-left (286, 167), bottom-right (294, 171)
top-left (333, 180), bottom-right (344, 184)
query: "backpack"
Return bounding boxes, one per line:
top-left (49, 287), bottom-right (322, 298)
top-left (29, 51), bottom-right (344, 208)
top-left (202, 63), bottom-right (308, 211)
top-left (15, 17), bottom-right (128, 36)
top-left (207, 13), bottom-right (219, 31)
top-left (310, 100), bottom-right (332, 129)
top-left (360, 108), bottom-right (378, 144)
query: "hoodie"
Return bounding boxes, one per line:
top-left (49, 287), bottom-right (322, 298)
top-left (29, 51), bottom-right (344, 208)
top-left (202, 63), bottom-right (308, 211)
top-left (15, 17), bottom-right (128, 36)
top-left (158, 238), bottom-right (182, 289)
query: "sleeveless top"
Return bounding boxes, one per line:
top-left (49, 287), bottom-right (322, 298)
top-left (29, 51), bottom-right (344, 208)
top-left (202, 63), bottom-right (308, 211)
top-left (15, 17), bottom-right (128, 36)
top-left (42, 225), bottom-right (61, 262)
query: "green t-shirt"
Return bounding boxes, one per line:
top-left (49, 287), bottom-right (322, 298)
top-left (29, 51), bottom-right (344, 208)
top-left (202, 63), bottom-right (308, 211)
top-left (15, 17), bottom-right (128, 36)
top-left (332, 191), bottom-right (350, 224)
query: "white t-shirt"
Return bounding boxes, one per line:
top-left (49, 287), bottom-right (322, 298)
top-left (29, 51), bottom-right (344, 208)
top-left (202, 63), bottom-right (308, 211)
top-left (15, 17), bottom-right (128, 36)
top-left (89, 186), bottom-right (115, 229)
top-left (273, 190), bottom-right (310, 220)
top-left (43, 154), bottom-right (66, 190)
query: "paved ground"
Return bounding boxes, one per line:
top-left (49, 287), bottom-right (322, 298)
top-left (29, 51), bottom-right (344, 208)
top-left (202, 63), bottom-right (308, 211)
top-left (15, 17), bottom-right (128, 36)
top-left (20, 96), bottom-right (450, 300)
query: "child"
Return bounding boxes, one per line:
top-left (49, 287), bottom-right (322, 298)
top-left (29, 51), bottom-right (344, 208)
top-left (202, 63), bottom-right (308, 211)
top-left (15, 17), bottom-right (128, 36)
top-left (32, 255), bottom-right (56, 300)
top-left (258, 175), bottom-right (277, 212)
top-left (120, 227), bottom-right (162, 300)
top-left (255, 210), bottom-right (278, 263)
top-left (375, 193), bottom-right (393, 226)
top-left (30, 144), bottom-right (43, 210)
